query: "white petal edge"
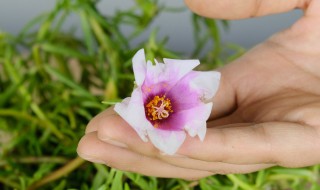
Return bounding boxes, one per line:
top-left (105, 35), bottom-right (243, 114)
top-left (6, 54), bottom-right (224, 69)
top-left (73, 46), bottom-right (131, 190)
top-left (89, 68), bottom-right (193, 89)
top-left (132, 49), bottom-right (147, 86)
top-left (185, 120), bottom-right (207, 141)
top-left (145, 60), bottom-right (166, 84)
top-left (183, 102), bottom-right (212, 141)
top-left (147, 129), bottom-right (186, 155)
top-left (114, 88), bottom-right (153, 142)
top-left (189, 71), bottom-right (221, 101)
top-left (163, 58), bottom-right (200, 83)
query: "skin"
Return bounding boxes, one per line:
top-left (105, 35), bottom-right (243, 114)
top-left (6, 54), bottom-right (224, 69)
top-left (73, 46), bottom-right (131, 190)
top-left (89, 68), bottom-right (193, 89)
top-left (77, 0), bottom-right (320, 180)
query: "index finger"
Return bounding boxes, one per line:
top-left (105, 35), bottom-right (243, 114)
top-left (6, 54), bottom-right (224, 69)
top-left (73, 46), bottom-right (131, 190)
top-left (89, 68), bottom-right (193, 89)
top-left (184, 0), bottom-right (308, 19)
top-left (85, 107), bottom-right (116, 133)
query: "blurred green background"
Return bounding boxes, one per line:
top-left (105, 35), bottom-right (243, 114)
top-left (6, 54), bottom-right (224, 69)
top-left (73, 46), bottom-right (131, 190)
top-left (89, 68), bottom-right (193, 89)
top-left (0, 0), bottom-right (319, 190)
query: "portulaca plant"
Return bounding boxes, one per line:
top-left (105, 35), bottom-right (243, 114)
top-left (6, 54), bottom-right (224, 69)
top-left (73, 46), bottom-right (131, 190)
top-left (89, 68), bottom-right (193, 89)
top-left (115, 49), bottom-right (220, 155)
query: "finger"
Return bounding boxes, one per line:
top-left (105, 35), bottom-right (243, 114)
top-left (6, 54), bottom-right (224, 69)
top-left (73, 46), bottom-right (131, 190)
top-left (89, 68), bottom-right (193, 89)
top-left (184, 0), bottom-right (308, 19)
top-left (96, 114), bottom-right (275, 174)
top-left (161, 156), bottom-right (274, 174)
top-left (178, 122), bottom-right (320, 167)
top-left (208, 113), bottom-right (244, 127)
top-left (85, 107), bottom-right (116, 133)
top-left (97, 114), bottom-right (158, 156)
top-left (98, 115), bottom-right (274, 174)
top-left (96, 113), bottom-right (219, 156)
top-left (95, 106), bottom-right (320, 168)
top-left (210, 72), bottom-right (236, 120)
top-left (77, 132), bottom-right (213, 180)
top-left (306, 0), bottom-right (320, 17)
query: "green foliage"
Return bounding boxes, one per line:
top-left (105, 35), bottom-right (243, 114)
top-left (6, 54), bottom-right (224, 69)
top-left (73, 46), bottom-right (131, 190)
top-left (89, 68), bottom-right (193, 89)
top-left (0, 0), bottom-right (319, 190)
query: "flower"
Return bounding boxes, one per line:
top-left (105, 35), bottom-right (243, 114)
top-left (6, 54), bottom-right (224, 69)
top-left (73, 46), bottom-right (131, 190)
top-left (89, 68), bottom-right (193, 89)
top-left (114, 49), bottom-right (220, 155)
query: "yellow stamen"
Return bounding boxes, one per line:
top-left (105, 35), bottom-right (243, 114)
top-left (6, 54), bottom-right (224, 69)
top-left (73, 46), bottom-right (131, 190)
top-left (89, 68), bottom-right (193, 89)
top-left (145, 95), bottom-right (173, 122)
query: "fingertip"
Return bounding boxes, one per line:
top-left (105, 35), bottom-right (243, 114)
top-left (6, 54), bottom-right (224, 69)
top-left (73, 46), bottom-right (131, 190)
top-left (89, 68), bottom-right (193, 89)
top-left (85, 118), bottom-right (98, 134)
top-left (96, 115), bottom-right (159, 156)
top-left (77, 132), bottom-right (92, 156)
top-left (77, 132), bottom-right (106, 164)
top-left (184, 0), bottom-right (247, 19)
top-left (96, 114), bottom-right (136, 141)
top-left (85, 107), bottom-right (117, 134)
top-left (184, 0), bottom-right (213, 18)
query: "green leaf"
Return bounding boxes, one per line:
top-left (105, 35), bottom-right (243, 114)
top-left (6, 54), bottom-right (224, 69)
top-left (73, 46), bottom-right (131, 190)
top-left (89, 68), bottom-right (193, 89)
top-left (125, 173), bottom-right (152, 190)
top-left (111, 170), bottom-right (123, 190)
top-left (41, 43), bottom-right (91, 61)
top-left (44, 65), bottom-right (95, 100)
top-left (79, 10), bottom-right (95, 55)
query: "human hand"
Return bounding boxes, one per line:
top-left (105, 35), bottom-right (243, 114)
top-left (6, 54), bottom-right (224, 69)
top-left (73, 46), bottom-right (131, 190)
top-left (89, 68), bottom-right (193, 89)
top-left (77, 0), bottom-right (320, 180)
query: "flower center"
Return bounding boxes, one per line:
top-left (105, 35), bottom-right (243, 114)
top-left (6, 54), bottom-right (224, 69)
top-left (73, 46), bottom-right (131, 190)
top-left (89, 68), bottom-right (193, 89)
top-left (145, 95), bottom-right (173, 122)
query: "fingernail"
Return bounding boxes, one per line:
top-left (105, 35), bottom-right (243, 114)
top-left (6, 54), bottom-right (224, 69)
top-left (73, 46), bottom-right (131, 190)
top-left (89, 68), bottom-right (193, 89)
top-left (79, 154), bottom-right (105, 164)
top-left (102, 138), bottom-right (128, 148)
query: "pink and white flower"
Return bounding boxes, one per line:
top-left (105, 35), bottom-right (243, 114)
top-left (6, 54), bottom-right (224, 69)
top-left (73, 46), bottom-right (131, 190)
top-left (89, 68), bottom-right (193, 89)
top-left (114, 49), bottom-right (220, 155)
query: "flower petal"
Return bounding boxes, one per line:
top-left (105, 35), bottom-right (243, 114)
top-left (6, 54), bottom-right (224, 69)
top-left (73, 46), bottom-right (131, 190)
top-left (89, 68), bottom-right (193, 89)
top-left (142, 59), bottom-right (200, 94)
top-left (167, 71), bottom-right (220, 111)
top-left (166, 77), bottom-right (200, 111)
top-left (147, 129), bottom-right (186, 155)
top-left (163, 58), bottom-right (200, 83)
top-left (114, 88), bottom-right (153, 142)
top-left (175, 102), bottom-right (212, 140)
top-left (184, 120), bottom-right (207, 141)
top-left (132, 49), bottom-right (147, 86)
top-left (142, 60), bottom-right (167, 90)
top-left (116, 49), bottom-right (221, 154)
top-left (189, 71), bottom-right (221, 101)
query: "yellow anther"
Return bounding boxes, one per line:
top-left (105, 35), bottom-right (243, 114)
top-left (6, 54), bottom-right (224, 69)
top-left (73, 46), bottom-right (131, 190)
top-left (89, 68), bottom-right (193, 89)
top-left (145, 95), bottom-right (173, 123)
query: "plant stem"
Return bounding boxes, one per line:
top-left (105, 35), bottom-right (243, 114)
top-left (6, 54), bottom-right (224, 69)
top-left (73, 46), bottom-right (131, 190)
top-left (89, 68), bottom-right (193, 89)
top-left (27, 157), bottom-right (85, 190)
top-left (0, 156), bottom-right (69, 166)
top-left (227, 174), bottom-right (257, 190)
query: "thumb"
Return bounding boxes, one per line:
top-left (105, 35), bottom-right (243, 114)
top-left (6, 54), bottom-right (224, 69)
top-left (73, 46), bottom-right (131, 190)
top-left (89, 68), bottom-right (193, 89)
top-left (184, 0), bottom-right (310, 19)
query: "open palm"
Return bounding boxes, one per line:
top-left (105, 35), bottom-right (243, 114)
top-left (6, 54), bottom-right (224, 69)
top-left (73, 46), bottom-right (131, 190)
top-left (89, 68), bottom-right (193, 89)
top-left (77, 0), bottom-right (320, 180)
